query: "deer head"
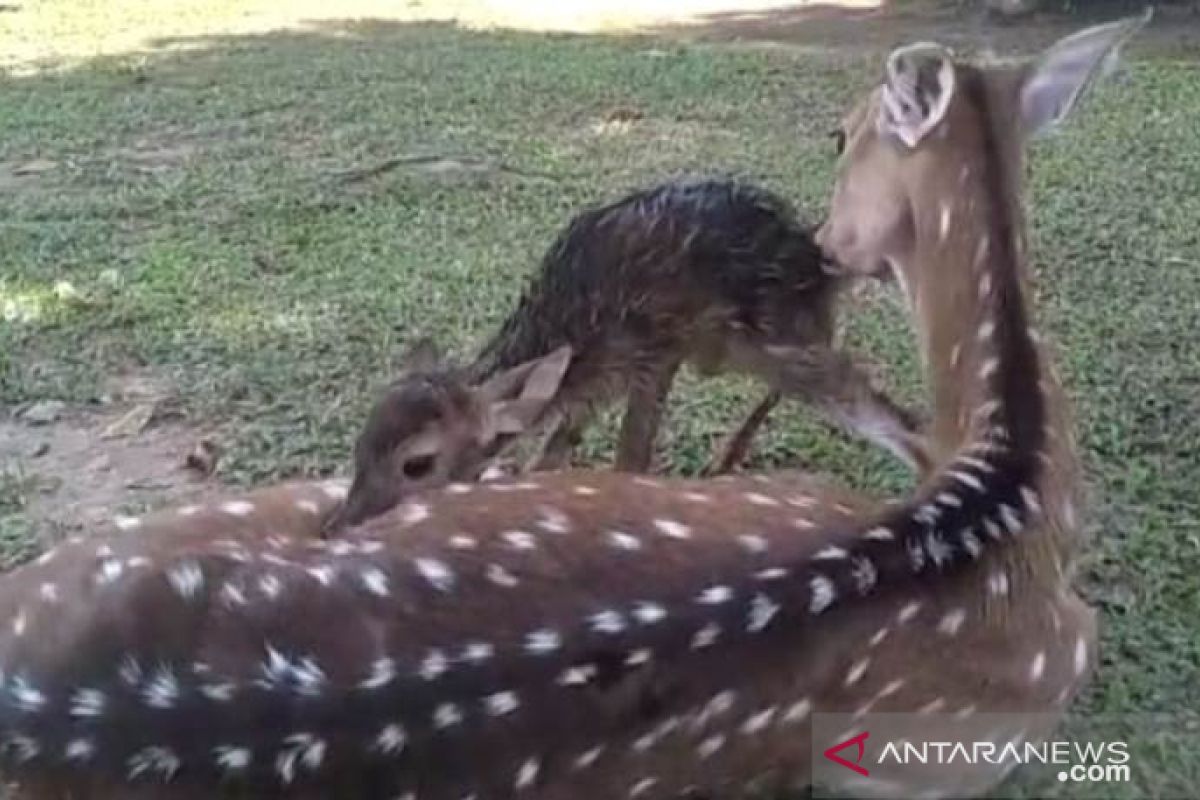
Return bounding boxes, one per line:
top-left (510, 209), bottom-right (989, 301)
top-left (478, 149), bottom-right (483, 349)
top-left (325, 343), bottom-right (573, 532)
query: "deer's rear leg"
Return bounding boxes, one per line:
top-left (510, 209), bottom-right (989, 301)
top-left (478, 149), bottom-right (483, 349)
top-left (701, 389), bottom-right (781, 476)
top-left (614, 359), bottom-right (682, 473)
top-left (528, 405), bottom-right (594, 472)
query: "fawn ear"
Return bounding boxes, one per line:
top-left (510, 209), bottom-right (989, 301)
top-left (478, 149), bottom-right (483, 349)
top-left (400, 337), bottom-right (441, 373)
top-left (1019, 9), bottom-right (1150, 138)
top-left (478, 346), bottom-right (572, 435)
top-left (878, 42), bottom-right (956, 149)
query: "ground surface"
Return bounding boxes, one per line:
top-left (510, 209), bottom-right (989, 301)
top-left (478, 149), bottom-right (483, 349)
top-left (1, 1), bottom-right (1198, 797)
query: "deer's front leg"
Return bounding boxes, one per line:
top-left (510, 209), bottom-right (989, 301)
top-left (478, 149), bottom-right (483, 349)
top-left (731, 340), bottom-right (934, 477)
top-left (614, 359), bottom-right (681, 473)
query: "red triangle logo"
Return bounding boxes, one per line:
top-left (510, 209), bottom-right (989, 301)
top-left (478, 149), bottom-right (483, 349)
top-left (823, 730), bottom-right (870, 777)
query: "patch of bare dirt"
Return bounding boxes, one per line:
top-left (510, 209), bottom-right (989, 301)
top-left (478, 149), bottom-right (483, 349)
top-left (0, 372), bottom-right (226, 544)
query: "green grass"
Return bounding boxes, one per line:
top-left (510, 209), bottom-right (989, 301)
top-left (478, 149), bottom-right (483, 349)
top-left (2, 4), bottom-right (1198, 797)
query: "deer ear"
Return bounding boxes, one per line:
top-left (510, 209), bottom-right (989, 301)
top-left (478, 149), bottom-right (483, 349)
top-left (400, 337), bottom-right (441, 373)
top-left (878, 42), bottom-right (956, 149)
top-left (476, 345), bottom-right (572, 404)
top-left (1020, 9), bottom-right (1151, 138)
top-left (476, 346), bottom-right (573, 437)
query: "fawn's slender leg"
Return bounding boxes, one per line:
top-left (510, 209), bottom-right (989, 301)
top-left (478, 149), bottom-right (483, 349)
top-left (614, 358), bottom-right (682, 472)
top-left (701, 389), bottom-right (781, 476)
top-left (729, 339), bottom-right (934, 477)
top-left (528, 406), bottom-right (594, 471)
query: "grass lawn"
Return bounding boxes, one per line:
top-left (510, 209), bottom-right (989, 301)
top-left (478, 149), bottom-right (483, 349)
top-left (2, 2), bottom-right (1198, 796)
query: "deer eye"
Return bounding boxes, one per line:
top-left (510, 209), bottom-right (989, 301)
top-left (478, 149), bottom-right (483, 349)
top-left (831, 128), bottom-right (847, 155)
top-left (402, 454), bottom-right (436, 480)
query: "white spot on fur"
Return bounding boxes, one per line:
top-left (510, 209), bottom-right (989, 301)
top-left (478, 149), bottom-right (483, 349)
top-left (918, 697), bottom-right (947, 715)
top-left (851, 557), bottom-right (878, 594)
top-left (200, 682), bottom-right (236, 702)
top-left (782, 698), bottom-right (812, 724)
top-left (485, 690), bottom-right (520, 717)
top-left (1074, 636), bottom-right (1089, 676)
top-left (449, 535), bottom-right (478, 550)
top-left (296, 499), bottom-right (320, 515)
top-left (70, 688), bottom-right (106, 718)
top-left (813, 546), bottom-right (848, 561)
top-left (559, 664), bottom-right (598, 686)
top-left (214, 745), bottom-right (252, 772)
top-left (221, 500), bottom-right (255, 517)
top-left (1028, 651), bottom-right (1046, 682)
top-left (414, 558), bottom-right (454, 592)
top-left (114, 515), bottom-right (141, 531)
top-left (573, 746), bottom-right (605, 769)
top-left (999, 504), bottom-right (1023, 534)
top-left (988, 570), bottom-right (1010, 597)
top-left (516, 757), bottom-right (540, 790)
top-left (433, 703), bottom-right (463, 729)
top-left (487, 564), bottom-right (519, 587)
top-left (536, 506), bottom-right (571, 534)
top-left (756, 566), bottom-right (789, 581)
top-left (65, 738), bottom-right (96, 762)
top-left (949, 470), bottom-right (985, 492)
top-left (589, 609), bottom-right (626, 634)
top-left (937, 608), bottom-right (967, 637)
top-left (96, 558), bottom-right (124, 584)
top-left (938, 203), bottom-right (953, 241)
top-left (696, 585), bottom-right (734, 605)
top-left (462, 642), bottom-right (494, 664)
top-left (692, 623), bottom-right (721, 649)
top-left (897, 600), bottom-right (922, 623)
top-left (633, 602), bottom-right (667, 625)
top-left (504, 531), bottom-right (537, 551)
top-left (259, 573), bottom-right (283, 600)
top-left (748, 593), bottom-right (780, 633)
top-left (845, 658), bottom-right (871, 687)
top-left (869, 627), bottom-right (890, 648)
top-left (865, 526), bottom-right (895, 541)
top-left (11, 676), bottom-right (45, 712)
top-left (741, 706), bottom-right (777, 735)
top-left (607, 531), bottom-right (642, 551)
top-left (653, 519), bottom-right (691, 540)
top-left (630, 777), bottom-right (658, 797)
top-left (525, 629), bottom-right (562, 654)
top-left (744, 492), bottom-right (780, 507)
top-left (419, 650), bottom-right (449, 681)
top-left (626, 648), bottom-right (653, 667)
top-left (572, 485), bottom-right (598, 496)
top-left (400, 502), bottom-right (430, 527)
top-left (143, 666), bottom-right (180, 708)
top-left (738, 534), bottom-right (769, 554)
top-left (961, 530), bottom-right (983, 559)
top-left (359, 659), bottom-right (396, 691)
top-left (809, 575), bottom-right (835, 614)
top-left (697, 734), bottom-right (725, 759)
top-left (128, 745), bottom-right (182, 781)
top-left (274, 734), bottom-right (325, 784)
top-left (167, 560), bottom-right (205, 599)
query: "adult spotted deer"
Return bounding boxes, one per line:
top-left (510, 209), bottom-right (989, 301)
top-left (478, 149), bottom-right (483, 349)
top-left (0, 12), bottom-right (1147, 800)
top-left (372, 178), bottom-right (931, 483)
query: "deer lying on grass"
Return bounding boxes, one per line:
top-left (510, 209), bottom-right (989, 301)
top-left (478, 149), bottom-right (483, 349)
top-left (385, 178), bottom-right (932, 482)
top-left (0, 12), bottom-right (1147, 799)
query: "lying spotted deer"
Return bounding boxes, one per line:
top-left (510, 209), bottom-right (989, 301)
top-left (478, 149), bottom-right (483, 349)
top-left (378, 178), bottom-right (932, 483)
top-left (0, 11), bottom-right (1147, 799)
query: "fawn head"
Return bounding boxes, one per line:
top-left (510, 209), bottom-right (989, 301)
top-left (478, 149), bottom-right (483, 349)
top-left (816, 10), bottom-right (1150, 286)
top-left (325, 341), bottom-right (572, 531)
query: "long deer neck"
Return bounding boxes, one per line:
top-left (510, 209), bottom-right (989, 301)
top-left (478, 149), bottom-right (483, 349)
top-left (889, 71), bottom-right (1079, 579)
